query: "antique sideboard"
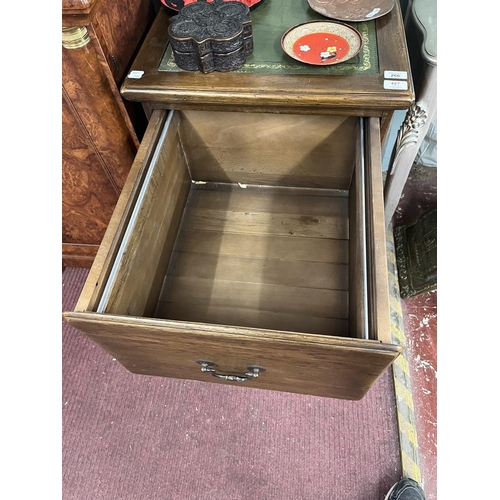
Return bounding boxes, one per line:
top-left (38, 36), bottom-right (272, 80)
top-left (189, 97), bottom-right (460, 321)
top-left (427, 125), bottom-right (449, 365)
top-left (62, 0), bottom-right (155, 267)
top-left (64, 0), bottom-right (416, 401)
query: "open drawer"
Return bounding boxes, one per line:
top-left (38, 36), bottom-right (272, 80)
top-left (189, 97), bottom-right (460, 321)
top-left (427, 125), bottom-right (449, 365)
top-left (63, 109), bottom-right (402, 400)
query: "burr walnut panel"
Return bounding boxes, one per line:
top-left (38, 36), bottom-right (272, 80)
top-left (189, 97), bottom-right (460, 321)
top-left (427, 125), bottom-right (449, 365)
top-left (62, 93), bottom-right (119, 247)
top-left (62, 44), bottom-right (137, 190)
top-left (91, 0), bottom-right (156, 84)
top-left (62, 0), bottom-right (154, 267)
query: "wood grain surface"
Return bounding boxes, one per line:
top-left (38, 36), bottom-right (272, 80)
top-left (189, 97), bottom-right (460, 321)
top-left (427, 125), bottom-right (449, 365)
top-left (62, 244), bottom-right (99, 268)
top-left (74, 110), bottom-right (170, 313)
top-left (365, 117), bottom-right (392, 344)
top-left (179, 111), bottom-right (357, 189)
top-left (348, 120), bottom-right (368, 339)
top-left (62, 38), bottom-right (138, 266)
top-left (62, 0), bottom-right (102, 22)
top-left (157, 183), bottom-right (350, 334)
top-left (101, 112), bottom-right (191, 317)
top-left (62, 44), bottom-right (137, 190)
top-left (173, 229), bottom-right (349, 264)
top-left (63, 312), bottom-right (401, 400)
top-left (62, 92), bottom-right (120, 250)
top-left (91, 0), bottom-right (155, 84)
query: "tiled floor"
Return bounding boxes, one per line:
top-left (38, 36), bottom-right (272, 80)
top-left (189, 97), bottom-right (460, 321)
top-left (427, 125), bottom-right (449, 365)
top-left (393, 164), bottom-right (437, 500)
top-left (401, 291), bottom-right (437, 500)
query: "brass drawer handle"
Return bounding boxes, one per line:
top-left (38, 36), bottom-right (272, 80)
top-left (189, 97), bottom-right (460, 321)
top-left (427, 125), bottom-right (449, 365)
top-left (196, 361), bottom-right (265, 382)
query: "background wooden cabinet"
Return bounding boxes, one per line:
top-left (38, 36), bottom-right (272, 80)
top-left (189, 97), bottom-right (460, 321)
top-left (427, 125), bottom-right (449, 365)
top-left (62, 0), bottom-right (156, 267)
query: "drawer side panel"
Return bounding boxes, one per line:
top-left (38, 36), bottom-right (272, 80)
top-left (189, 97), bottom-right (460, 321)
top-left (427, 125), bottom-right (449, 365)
top-left (348, 117), bottom-right (390, 343)
top-left (348, 119), bottom-right (368, 339)
top-left (366, 117), bottom-right (391, 344)
top-left (75, 109), bottom-right (170, 312)
top-left (101, 111), bottom-right (191, 317)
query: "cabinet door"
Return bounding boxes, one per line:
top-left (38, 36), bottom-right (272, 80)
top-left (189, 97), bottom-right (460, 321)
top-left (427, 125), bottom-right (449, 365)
top-left (88, 0), bottom-right (155, 142)
top-left (90, 0), bottom-right (156, 85)
top-left (62, 93), bottom-right (120, 267)
top-left (62, 29), bottom-right (139, 267)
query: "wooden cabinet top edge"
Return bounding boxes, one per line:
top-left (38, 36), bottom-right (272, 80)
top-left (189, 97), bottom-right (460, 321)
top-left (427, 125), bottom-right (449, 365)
top-left (120, 5), bottom-right (415, 113)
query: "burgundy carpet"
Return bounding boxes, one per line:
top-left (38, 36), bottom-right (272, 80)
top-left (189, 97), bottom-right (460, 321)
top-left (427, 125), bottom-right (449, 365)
top-left (62, 267), bottom-right (402, 500)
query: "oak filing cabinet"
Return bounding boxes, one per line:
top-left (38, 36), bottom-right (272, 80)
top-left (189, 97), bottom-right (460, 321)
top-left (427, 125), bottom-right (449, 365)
top-left (64, 0), bottom-right (415, 400)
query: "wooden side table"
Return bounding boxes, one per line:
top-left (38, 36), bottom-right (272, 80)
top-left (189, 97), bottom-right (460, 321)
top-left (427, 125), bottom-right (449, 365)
top-left (383, 0), bottom-right (437, 227)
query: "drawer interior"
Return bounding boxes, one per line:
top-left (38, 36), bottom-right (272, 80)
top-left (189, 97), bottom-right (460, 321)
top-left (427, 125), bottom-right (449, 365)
top-left (156, 183), bottom-right (349, 336)
top-left (92, 109), bottom-right (388, 342)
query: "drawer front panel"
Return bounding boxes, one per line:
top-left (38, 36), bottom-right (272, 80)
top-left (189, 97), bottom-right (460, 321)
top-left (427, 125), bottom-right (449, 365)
top-left (65, 313), bottom-right (401, 400)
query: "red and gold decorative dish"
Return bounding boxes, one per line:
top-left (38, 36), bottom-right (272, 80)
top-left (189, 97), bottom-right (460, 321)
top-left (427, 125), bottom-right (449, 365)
top-left (161, 0), bottom-right (263, 11)
top-left (281, 21), bottom-right (363, 66)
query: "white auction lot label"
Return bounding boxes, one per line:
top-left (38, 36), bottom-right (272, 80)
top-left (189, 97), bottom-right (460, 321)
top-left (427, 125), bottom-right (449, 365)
top-left (128, 70), bottom-right (145, 79)
top-left (384, 80), bottom-right (408, 90)
top-left (384, 70), bottom-right (408, 80)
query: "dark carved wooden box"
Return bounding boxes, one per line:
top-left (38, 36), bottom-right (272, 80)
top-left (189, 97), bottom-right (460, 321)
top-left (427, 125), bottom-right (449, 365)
top-left (168, 0), bottom-right (253, 73)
